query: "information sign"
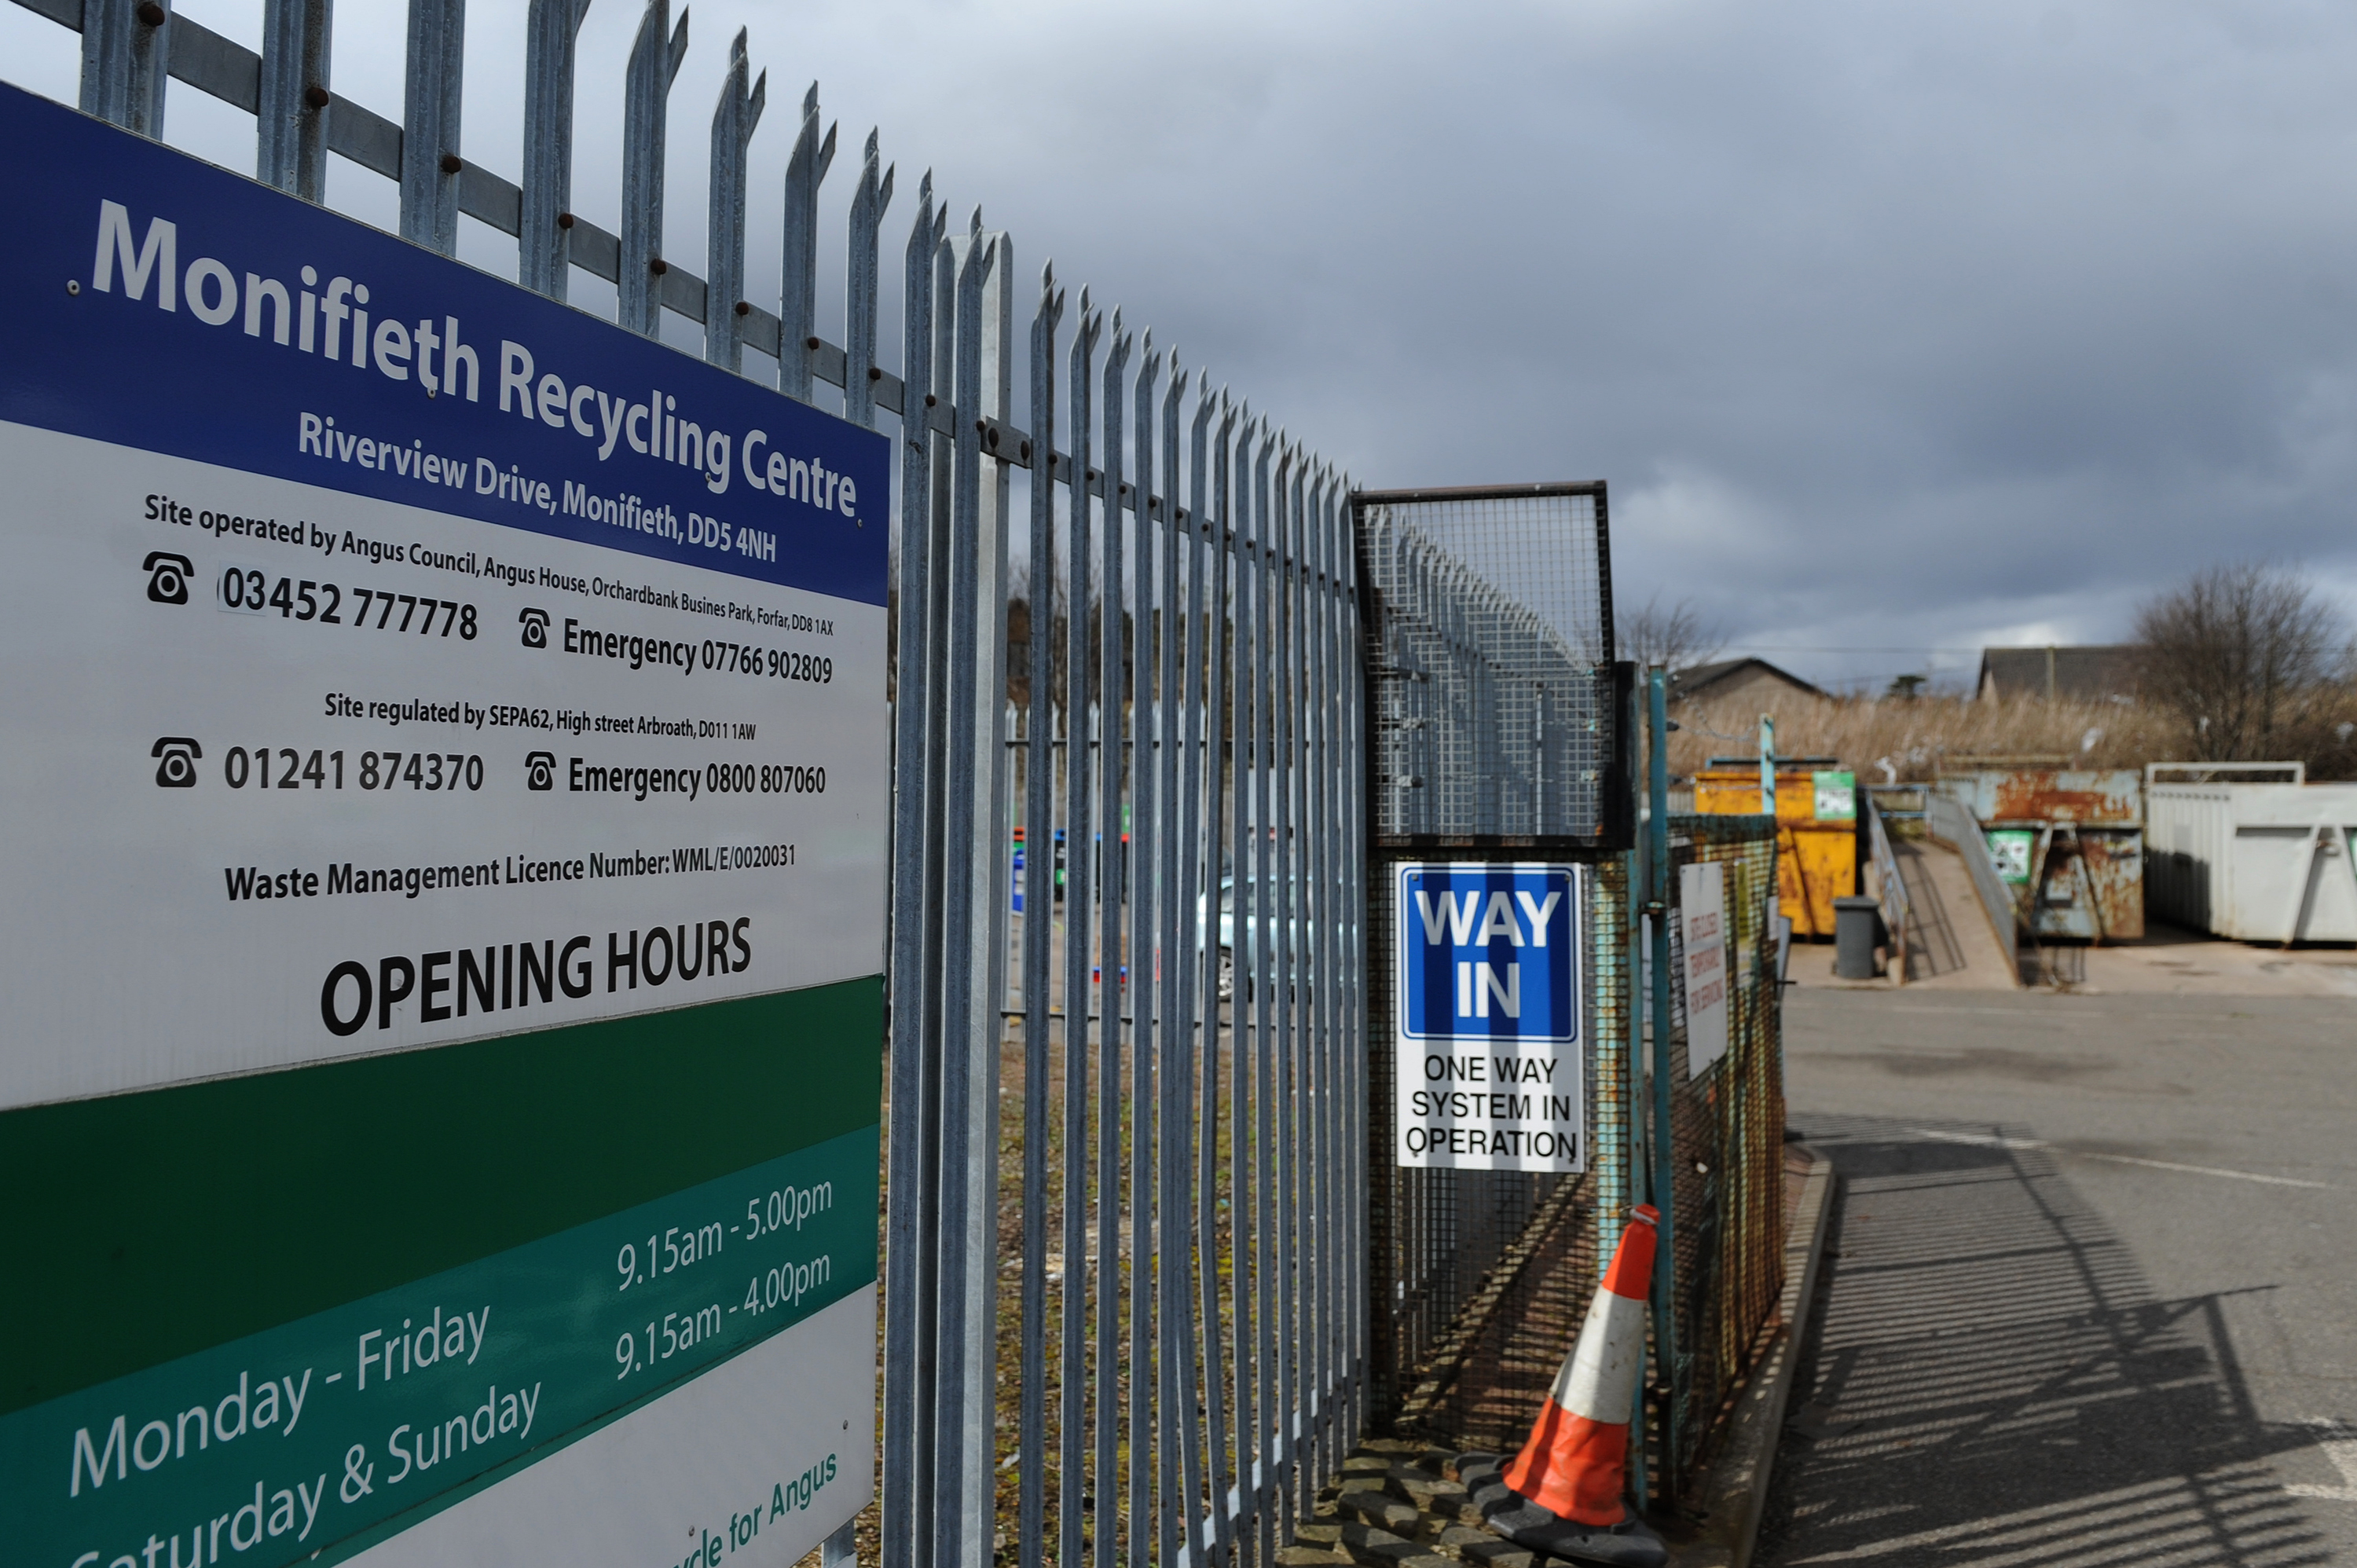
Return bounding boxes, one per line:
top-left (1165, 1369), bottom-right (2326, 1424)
top-left (1986, 829), bottom-right (2036, 885)
top-left (0, 82), bottom-right (887, 1567)
top-left (1393, 863), bottom-right (1585, 1172)
top-left (1812, 770), bottom-right (1857, 822)
top-left (1678, 863), bottom-right (1729, 1076)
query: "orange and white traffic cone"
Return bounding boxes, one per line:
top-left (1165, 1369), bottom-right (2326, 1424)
top-left (1478, 1204), bottom-right (1665, 1567)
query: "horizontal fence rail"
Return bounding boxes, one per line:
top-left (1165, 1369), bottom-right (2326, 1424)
top-left (20, 5), bottom-right (1369, 1568)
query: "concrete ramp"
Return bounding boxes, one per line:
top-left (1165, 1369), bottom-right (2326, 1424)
top-left (1889, 837), bottom-right (2021, 987)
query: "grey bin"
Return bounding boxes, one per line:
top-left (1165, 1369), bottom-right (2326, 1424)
top-left (1833, 896), bottom-right (1883, 980)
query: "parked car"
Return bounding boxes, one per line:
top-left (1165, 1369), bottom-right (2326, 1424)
top-left (1197, 874), bottom-right (1322, 1002)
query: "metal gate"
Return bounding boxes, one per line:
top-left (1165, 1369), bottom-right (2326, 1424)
top-left (1653, 812), bottom-right (1788, 1493)
top-left (1354, 489), bottom-right (1789, 1508)
top-left (896, 336), bottom-right (1371, 1568)
top-left (1352, 483), bottom-right (1633, 1442)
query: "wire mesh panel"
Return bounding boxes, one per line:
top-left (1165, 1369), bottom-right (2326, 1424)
top-left (1354, 494), bottom-right (1786, 1508)
top-left (1354, 485), bottom-right (1636, 1438)
top-left (1358, 486), bottom-right (1622, 846)
top-left (1658, 816), bottom-right (1787, 1493)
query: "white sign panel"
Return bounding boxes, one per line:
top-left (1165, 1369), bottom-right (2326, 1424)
top-left (1393, 863), bottom-right (1586, 1172)
top-left (0, 427), bottom-right (885, 1108)
top-left (1680, 862), bottom-right (1729, 1076)
top-left (1, 84), bottom-right (885, 1568)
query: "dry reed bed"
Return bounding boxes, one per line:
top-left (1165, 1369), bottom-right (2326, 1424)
top-left (1665, 691), bottom-right (2357, 782)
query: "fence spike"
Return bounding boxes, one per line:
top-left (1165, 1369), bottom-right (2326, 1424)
top-left (845, 129), bottom-right (893, 424)
top-left (399, 0), bottom-right (465, 255)
top-left (519, 0), bottom-right (593, 300)
top-left (1124, 327), bottom-right (1163, 1568)
top-left (1094, 310), bottom-right (1135, 1568)
top-left (619, 0), bottom-right (688, 336)
top-left (258, 0), bottom-right (332, 200)
top-left (704, 28), bottom-right (764, 371)
top-left (928, 210), bottom-right (999, 1568)
top-left (81, 0), bottom-right (170, 138)
top-left (779, 82), bottom-right (838, 401)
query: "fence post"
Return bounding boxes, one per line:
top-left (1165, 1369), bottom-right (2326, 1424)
top-left (80, 0), bottom-right (170, 137)
top-left (1617, 660), bottom-right (1648, 1508)
top-left (1094, 316), bottom-right (1134, 1568)
top-left (1198, 393), bottom-right (1240, 1568)
top-left (1058, 296), bottom-right (1105, 1568)
top-left (963, 223), bottom-right (1016, 1558)
top-left (1230, 406), bottom-right (1264, 1540)
top-left (1014, 261), bottom-right (1065, 1568)
top-left (882, 178), bottom-right (944, 1568)
top-left (1156, 365), bottom-right (1198, 1568)
top-left (1646, 668), bottom-right (1681, 1504)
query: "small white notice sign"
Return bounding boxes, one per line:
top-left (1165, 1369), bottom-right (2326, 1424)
top-left (1680, 862), bottom-right (1729, 1077)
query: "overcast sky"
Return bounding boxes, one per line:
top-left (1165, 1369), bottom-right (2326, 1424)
top-left (9, 0), bottom-right (2356, 690)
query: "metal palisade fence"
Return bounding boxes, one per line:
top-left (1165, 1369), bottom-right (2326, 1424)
top-left (14, 3), bottom-right (1368, 1567)
top-left (31, 0), bottom-right (1798, 1555)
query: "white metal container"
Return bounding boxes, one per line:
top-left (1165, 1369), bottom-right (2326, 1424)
top-left (2146, 782), bottom-right (2357, 942)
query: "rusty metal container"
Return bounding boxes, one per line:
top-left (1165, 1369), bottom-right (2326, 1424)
top-left (1692, 767), bottom-right (1857, 937)
top-left (1936, 768), bottom-right (2144, 941)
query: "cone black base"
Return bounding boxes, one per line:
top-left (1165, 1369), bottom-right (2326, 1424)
top-left (1484, 1492), bottom-right (1668, 1568)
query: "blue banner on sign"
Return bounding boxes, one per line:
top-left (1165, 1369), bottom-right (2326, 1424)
top-left (0, 82), bottom-right (887, 606)
top-left (1395, 863), bottom-right (1579, 1044)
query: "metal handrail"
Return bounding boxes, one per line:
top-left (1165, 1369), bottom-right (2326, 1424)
top-left (1865, 793), bottom-right (1909, 985)
top-left (1926, 791), bottom-right (2025, 985)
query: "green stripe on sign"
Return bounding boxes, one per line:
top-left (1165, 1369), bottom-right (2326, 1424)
top-left (0, 977), bottom-right (882, 1416)
top-left (2, 1131), bottom-right (876, 1568)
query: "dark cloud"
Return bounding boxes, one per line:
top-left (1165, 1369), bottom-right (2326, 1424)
top-left (8, 0), bottom-right (2355, 688)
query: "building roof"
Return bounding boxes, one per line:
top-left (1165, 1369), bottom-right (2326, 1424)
top-left (1976, 645), bottom-right (2140, 703)
top-left (1670, 657), bottom-right (1828, 702)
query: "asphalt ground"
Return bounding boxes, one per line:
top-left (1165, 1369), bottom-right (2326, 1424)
top-left (1754, 985), bottom-right (2357, 1568)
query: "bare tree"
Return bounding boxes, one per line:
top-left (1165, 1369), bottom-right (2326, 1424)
top-left (2134, 561), bottom-right (2349, 761)
top-left (1616, 592), bottom-right (1724, 673)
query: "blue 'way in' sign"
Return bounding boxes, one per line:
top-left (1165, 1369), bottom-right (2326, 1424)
top-left (1395, 864), bottom-right (1579, 1044)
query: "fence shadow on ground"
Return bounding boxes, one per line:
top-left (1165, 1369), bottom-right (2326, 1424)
top-left (1755, 1112), bottom-right (2334, 1568)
